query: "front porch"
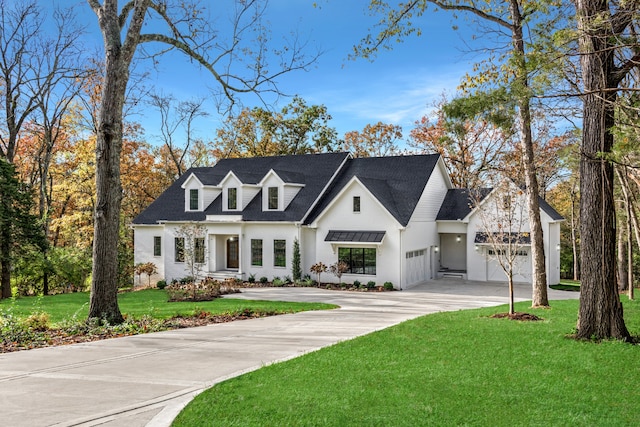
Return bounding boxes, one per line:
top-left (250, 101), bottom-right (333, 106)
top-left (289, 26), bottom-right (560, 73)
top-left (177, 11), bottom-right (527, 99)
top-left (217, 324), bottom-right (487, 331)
top-left (437, 232), bottom-right (467, 279)
top-left (206, 234), bottom-right (243, 279)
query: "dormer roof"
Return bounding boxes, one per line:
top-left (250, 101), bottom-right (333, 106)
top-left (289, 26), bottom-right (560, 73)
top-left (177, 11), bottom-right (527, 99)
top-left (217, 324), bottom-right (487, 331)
top-left (132, 152), bottom-right (350, 224)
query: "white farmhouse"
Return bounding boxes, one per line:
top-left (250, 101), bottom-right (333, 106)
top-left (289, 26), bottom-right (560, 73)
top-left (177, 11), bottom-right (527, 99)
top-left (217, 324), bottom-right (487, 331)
top-left (132, 152), bottom-right (563, 289)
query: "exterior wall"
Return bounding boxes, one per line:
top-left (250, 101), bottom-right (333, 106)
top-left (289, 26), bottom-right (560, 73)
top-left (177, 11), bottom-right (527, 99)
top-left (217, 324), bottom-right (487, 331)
top-left (401, 166), bottom-right (449, 287)
top-left (466, 189), bottom-right (533, 283)
top-left (440, 233), bottom-right (466, 270)
top-left (182, 176), bottom-right (203, 211)
top-left (240, 223), bottom-right (299, 281)
top-left (261, 174), bottom-right (283, 211)
top-left (283, 185), bottom-right (303, 209)
top-left (133, 225), bottom-right (165, 285)
top-left (547, 221), bottom-right (561, 284)
top-left (312, 180), bottom-right (401, 287)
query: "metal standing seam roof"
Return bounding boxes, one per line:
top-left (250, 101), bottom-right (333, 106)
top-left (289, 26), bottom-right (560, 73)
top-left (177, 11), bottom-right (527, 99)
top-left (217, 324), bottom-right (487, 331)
top-left (324, 230), bottom-right (386, 243)
top-left (474, 231), bottom-right (532, 245)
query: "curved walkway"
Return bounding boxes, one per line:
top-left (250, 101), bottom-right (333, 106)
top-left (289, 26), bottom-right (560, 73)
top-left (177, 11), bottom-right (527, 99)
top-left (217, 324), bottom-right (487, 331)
top-left (0, 280), bottom-right (577, 427)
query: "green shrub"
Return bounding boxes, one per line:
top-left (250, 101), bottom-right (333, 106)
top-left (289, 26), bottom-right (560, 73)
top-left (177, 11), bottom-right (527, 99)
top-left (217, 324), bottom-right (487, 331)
top-left (156, 280), bottom-right (167, 289)
top-left (260, 276), bottom-right (268, 283)
top-left (283, 275), bottom-right (292, 284)
top-left (248, 274), bottom-right (256, 283)
top-left (272, 277), bottom-right (283, 286)
top-left (366, 281), bottom-right (376, 289)
top-left (166, 277), bottom-right (240, 302)
top-left (383, 282), bottom-right (394, 291)
top-left (353, 280), bottom-right (361, 288)
top-left (22, 312), bottom-right (50, 331)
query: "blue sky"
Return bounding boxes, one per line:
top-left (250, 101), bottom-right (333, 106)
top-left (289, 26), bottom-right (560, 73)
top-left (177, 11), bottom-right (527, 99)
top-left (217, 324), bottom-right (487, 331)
top-left (60, 1), bottom-right (482, 145)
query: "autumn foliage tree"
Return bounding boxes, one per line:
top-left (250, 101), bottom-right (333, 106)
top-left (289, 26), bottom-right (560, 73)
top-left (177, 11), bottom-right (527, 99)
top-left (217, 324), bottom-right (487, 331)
top-left (409, 99), bottom-right (510, 189)
top-left (213, 96), bottom-right (337, 159)
top-left (342, 122), bottom-right (402, 158)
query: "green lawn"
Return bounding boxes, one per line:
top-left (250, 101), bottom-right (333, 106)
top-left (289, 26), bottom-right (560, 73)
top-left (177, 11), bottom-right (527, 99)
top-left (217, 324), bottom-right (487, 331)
top-left (0, 289), bottom-right (337, 325)
top-left (550, 279), bottom-right (581, 292)
top-left (174, 297), bottom-right (640, 427)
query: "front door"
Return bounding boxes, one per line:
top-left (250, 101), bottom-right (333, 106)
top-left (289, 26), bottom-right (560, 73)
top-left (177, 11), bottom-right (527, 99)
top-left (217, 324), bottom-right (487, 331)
top-left (227, 238), bottom-right (239, 269)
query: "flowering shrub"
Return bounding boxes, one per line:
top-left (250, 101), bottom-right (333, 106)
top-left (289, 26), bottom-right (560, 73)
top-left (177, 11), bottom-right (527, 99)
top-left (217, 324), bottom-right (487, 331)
top-left (166, 277), bottom-right (240, 302)
top-left (310, 262), bottom-right (328, 283)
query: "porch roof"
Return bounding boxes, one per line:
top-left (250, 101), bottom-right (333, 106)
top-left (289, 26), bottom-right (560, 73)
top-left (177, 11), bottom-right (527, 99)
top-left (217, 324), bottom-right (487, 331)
top-left (325, 230), bottom-right (386, 243)
top-left (474, 232), bottom-right (531, 245)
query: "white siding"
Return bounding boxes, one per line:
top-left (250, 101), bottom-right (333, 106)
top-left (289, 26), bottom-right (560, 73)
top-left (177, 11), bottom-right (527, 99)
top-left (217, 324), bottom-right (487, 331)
top-left (221, 175), bottom-right (242, 212)
top-left (242, 187), bottom-right (260, 209)
top-left (202, 187), bottom-right (221, 209)
top-left (133, 226), bottom-right (165, 285)
top-left (283, 185), bottom-right (303, 209)
top-left (409, 162), bottom-right (449, 223)
top-left (312, 180), bottom-right (401, 287)
top-left (241, 223), bottom-right (299, 280)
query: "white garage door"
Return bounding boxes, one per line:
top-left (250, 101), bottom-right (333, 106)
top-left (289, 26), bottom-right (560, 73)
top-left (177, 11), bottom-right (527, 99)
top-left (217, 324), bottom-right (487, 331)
top-left (406, 249), bottom-right (429, 286)
top-left (486, 248), bottom-right (532, 283)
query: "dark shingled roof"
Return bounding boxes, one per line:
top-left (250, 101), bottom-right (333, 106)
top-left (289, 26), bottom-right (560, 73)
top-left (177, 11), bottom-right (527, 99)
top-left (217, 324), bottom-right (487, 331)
top-left (132, 152), bottom-right (349, 224)
top-left (436, 188), bottom-right (491, 221)
top-left (304, 154), bottom-right (441, 227)
top-left (436, 188), bottom-right (564, 221)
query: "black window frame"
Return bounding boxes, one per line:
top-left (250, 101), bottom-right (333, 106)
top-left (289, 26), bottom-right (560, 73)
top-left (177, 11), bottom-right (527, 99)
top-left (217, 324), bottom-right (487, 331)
top-left (175, 237), bottom-right (185, 263)
top-left (228, 187), bottom-right (237, 210)
top-left (194, 237), bottom-right (205, 264)
top-left (189, 189), bottom-right (199, 210)
top-left (268, 187), bottom-right (278, 210)
top-left (153, 236), bottom-right (162, 257)
top-left (274, 239), bottom-right (286, 267)
top-left (338, 247), bottom-right (376, 275)
top-left (353, 196), bottom-right (361, 213)
top-left (251, 239), bottom-right (263, 266)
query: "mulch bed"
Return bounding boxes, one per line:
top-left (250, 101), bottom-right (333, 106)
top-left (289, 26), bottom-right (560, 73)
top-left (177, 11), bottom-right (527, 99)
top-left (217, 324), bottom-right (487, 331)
top-left (490, 312), bottom-right (543, 321)
top-left (0, 310), bottom-right (276, 353)
top-left (240, 282), bottom-right (392, 292)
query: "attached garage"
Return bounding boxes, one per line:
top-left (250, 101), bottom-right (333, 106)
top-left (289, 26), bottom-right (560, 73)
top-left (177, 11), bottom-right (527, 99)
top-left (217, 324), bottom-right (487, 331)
top-left (484, 247), bottom-right (533, 283)
top-left (405, 248), bottom-right (429, 287)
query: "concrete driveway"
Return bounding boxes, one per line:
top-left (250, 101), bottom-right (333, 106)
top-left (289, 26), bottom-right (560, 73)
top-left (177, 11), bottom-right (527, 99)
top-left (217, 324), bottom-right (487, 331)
top-left (0, 280), bottom-right (578, 427)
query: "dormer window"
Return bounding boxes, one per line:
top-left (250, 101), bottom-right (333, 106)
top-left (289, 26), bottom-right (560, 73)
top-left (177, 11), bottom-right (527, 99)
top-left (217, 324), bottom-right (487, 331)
top-left (189, 189), bottom-right (199, 210)
top-left (228, 187), bottom-right (237, 210)
top-left (268, 187), bottom-right (278, 210)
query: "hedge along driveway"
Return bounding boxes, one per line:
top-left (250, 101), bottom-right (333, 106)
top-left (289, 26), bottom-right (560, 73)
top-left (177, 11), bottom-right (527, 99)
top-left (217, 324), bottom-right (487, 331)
top-left (0, 280), bottom-right (578, 427)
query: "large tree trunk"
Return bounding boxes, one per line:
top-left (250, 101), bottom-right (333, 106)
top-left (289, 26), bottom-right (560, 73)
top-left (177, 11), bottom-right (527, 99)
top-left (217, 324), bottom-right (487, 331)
top-left (508, 0), bottom-right (549, 307)
top-left (87, 0), bottom-right (142, 324)
top-left (575, 0), bottom-right (629, 340)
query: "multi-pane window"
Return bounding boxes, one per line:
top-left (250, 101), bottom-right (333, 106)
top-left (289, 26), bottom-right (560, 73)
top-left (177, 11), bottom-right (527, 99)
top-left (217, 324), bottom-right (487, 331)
top-left (353, 196), bottom-right (361, 213)
top-left (195, 237), bottom-right (205, 264)
top-left (268, 187), bottom-right (278, 210)
top-left (228, 187), bottom-right (237, 210)
top-left (251, 239), bottom-right (263, 266)
top-left (189, 189), bottom-right (199, 210)
top-left (175, 237), bottom-right (185, 262)
top-left (274, 239), bottom-right (286, 267)
top-left (338, 247), bottom-right (376, 275)
top-left (153, 236), bottom-right (162, 257)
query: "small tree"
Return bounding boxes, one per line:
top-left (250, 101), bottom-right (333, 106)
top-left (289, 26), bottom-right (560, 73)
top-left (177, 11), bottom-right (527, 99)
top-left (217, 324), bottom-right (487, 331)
top-left (474, 180), bottom-right (529, 315)
top-left (175, 223), bottom-right (207, 282)
top-left (309, 262), bottom-right (327, 284)
top-left (292, 238), bottom-right (302, 282)
top-left (329, 261), bottom-right (349, 283)
top-left (134, 262), bottom-right (157, 287)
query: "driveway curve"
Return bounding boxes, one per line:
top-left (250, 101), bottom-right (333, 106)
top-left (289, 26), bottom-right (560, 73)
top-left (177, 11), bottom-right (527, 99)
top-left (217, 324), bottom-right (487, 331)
top-left (0, 280), bottom-right (577, 427)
